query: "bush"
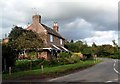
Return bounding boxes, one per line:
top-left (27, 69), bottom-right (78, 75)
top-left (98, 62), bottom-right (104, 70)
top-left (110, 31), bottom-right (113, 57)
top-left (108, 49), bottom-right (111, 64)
top-left (109, 51), bottom-right (120, 59)
top-left (14, 60), bottom-right (31, 71)
top-left (82, 47), bottom-right (92, 55)
top-left (70, 55), bottom-right (81, 63)
top-left (57, 52), bottom-right (72, 65)
top-left (73, 52), bottom-right (81, 56)
top-left (83, 54), bottom-right (93, 60)
top-left (14, 59), bottom-right (49, 72)
top-left (27, 52), bottom-right (37, 60)
top-left (48, 58), bottom-right (59, 66)
top-left (57, 52), bottom-right (81, 65)
top-left (59, 52), bottom-right (71, 58)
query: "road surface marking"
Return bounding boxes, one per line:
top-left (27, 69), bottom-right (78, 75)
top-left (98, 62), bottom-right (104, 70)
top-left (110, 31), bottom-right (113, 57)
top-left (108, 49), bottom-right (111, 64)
top-left (105, 81), bottom-right (113, 83)
top-left (48, 79), bottom-right (57, 82)
top-left (114, 68), bottom-right (120, 74)
top-left (114, 63), bottom-right (115, 67)
top-left (113, 59), bottom-right (116, 63)
top-left (113, 60), bottom-right (120, 75)
top-left (114, 78), bottom-right (118, 81)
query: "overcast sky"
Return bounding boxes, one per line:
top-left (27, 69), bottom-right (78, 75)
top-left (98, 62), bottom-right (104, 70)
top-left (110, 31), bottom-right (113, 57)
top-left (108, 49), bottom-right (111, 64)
top-left (0, 0), bottom-right (119, 46)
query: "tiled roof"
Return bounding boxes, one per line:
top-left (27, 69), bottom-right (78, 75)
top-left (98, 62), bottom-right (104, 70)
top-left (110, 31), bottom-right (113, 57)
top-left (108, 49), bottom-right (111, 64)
top-left (41, 24), bottom-right (65, 39)
top-left (26, 24), bottom-right (33, 30)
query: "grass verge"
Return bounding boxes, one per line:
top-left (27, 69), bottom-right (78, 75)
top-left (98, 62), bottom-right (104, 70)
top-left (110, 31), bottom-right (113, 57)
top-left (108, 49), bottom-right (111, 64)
top-left (3, 60), bottom-right (102, 80)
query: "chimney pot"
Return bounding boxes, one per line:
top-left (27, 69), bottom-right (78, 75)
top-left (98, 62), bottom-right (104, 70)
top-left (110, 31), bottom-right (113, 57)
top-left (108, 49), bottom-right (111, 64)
top-left (53, 22), bottom-right (59, 32)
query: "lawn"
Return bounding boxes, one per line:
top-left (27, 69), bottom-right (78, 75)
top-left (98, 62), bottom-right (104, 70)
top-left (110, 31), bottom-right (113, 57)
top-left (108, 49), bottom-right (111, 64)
top-left (3, 59), bottom-right (102, 80)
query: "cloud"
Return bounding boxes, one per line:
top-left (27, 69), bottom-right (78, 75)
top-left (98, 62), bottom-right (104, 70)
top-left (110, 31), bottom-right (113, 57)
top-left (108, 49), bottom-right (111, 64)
top-left (60, 18), bottom-right (94, 40)
top-left (83, 31), bottom-right (118, 46)
top-left (1, 0), bottom-right (119, 45)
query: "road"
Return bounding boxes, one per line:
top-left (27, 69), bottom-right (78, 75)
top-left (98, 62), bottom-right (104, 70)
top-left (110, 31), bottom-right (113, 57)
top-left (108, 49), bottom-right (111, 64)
top-left (48, 58), bottom-right (120, 83)
top-left (2, 58), bottom-right (120, 84)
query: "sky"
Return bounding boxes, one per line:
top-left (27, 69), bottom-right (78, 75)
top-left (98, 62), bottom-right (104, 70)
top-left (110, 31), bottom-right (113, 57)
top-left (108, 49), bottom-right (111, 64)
top-left (0, 0), bottom-right (119, 46)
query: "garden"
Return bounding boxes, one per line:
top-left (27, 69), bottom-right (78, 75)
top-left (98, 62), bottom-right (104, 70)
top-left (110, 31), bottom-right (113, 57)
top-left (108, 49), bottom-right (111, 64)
top-left (5, 52), bottom-right (94, 73)
top-left (3, 52), bottom-right (102, 80)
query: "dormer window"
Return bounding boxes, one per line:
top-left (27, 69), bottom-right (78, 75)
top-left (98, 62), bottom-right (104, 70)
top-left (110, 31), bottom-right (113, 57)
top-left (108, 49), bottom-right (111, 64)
top-left (50, 35), bottom-right (53, 42)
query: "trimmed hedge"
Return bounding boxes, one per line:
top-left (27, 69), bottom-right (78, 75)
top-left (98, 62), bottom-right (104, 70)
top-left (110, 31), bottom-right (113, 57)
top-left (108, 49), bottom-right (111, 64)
top-left (13, 59), bottom-right (49, 72)
top-left (13, 52), bottom-right (96, 72)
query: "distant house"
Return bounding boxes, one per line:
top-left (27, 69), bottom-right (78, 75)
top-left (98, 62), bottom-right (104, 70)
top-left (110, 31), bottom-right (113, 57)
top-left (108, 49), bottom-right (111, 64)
top-left (26, 14), bottom-right (69, 60)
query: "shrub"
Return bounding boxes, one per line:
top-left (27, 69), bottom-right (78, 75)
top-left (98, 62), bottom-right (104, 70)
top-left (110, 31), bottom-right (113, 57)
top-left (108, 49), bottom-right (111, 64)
top-left (14, 60), bottom-right (31, 71)
top-left (27, 52), bottom-right (37, 60)
top-left (70, 55), bottom-right (80, 63)
top-left (14, 59), bottom-right (49, 72)
top-left (58, 52), bottom-right (71, 58)
top-left (82, 47), bottom-right (92, 55)
top-left (109, 51), bottom-right (120, 59)
top-left (83, 54), bottom-right (93, 60)
top-left (57, 52), bottom-right (72, 65)
top-left (73, 52), bottom-right (81, 57)
top-left (48, 58), bottom-right (59, 66)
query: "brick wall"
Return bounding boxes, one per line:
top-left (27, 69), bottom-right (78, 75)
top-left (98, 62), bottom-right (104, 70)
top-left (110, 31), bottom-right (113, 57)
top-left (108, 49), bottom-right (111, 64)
top-left (27, 15), bottom-right (65, 47)
top-left (40, 51), bottom-right (51, 60)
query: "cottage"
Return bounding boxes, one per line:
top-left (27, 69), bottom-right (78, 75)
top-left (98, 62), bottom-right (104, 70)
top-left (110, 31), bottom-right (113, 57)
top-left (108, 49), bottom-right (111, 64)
top-left (26, 14), bottom-right (69, 60)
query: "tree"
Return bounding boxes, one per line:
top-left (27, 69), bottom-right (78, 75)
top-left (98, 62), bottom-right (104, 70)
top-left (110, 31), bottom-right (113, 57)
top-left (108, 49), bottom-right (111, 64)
top-left (112, 40), bottom-right (118, 52)
top-left (64, 40), bottom-right (88, 52)
top-left (2, 43), bottom-right (17, 72)
top-left (75, 40), bottom-right (85, 52)
top-left (92, 42), bottom-right (97, 47)
top-left (8, 26), bottom-right (24, 41)
top-left (82, 47), bottom-right (92, 54)
top-left (112, 40), bottom-right (117, 47)
top-left (95, 44), bottom-right (114, 57)
top-left (10, 30), bottom-right (45, 50)
top-left (8, 26), bottom-right (45, 50)
top-left (91, 42), bottom-right (97, 54)
top-left (70, 40), bottom-right (74, 43)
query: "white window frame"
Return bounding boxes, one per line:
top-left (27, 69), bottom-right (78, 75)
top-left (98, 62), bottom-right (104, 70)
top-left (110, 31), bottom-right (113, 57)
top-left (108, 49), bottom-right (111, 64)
top-left (60, 39), bottom-right (62, 45)
top-left (50, 35), bottom-right (53, 42)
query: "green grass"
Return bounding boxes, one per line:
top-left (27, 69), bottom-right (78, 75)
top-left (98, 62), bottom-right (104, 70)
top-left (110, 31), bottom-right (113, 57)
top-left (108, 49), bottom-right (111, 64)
top-left (3, 60), bottom-right (102, 80)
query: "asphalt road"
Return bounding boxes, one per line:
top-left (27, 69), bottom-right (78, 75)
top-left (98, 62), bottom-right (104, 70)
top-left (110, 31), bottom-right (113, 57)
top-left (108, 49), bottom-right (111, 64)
top-left (48, 58), bottom-right (120, 83)
top-left (2, 58), bottom-right (120, 84)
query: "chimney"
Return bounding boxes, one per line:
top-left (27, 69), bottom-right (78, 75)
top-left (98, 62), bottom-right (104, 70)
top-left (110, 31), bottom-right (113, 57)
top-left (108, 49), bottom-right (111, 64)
top-left (53, 22), bottom-right (59, 32)
top-left (32, 15), bottom-right (41, 24)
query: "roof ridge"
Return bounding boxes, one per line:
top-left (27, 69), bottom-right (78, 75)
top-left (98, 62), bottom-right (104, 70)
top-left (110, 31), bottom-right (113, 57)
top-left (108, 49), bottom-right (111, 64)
top-left (41, 23), bottom-right (65, 39)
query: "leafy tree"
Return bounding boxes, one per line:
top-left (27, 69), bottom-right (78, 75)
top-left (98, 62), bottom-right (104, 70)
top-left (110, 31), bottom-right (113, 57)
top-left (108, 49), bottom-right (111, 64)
top-left (70, 40), bottom-right (74, 43)
top-left (9, 30), bottom-right (45, 50)
top-left (95, 44), bottom-right (114, 57)
top-left (82, 47), bottom-right (92, 54)
top-left (8, 26), bottom-right (45, 50)
top-left (91, 42), bottom-right (98, 54)
top-left (112, 40), bottom-right (118, 52)
top-left (75, 41), bottom-right (84, 51)
top-left (92, 42), bottom-right (97, 47)
top-left (64, 42), bottom-right (79, 52)
top-left (112, 40), bottom-right (117, 47)
top-left (64, 40), bottom-right (88, 52)
top-left (2, 43), bottom-right (17, 72)
top-left (8, 26), bottom-right (24, 41)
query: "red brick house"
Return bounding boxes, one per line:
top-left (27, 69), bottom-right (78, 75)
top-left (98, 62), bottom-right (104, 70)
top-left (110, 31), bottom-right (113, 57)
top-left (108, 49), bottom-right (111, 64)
top-left (25, 15), bottom-right (69, 60)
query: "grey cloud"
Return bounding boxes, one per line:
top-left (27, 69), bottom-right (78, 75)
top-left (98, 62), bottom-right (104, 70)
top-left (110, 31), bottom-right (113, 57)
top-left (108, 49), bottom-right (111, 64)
top-left (1, 0), bottom-right (118, 46)
top-left (41, 2), bottom-right (117, 31)
top-left (59, 18), bottom-right (94, 40)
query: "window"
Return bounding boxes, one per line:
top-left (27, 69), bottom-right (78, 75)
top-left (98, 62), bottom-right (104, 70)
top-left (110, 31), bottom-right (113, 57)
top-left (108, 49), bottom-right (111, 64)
top-left (60, 39), bottom-right (62, 45)
top-left (50, 35), bottom-right (53, 42)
